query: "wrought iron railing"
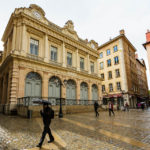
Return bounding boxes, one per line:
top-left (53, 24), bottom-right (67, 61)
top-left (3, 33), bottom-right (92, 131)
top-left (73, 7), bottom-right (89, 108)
top-left (17, 97), bottom-right (101, 106)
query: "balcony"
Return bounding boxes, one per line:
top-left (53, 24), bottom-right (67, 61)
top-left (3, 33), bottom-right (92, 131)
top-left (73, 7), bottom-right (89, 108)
top-left (67, 65), bottom-right (76, 71)
top-left (27, 53), bottom-right (44, 61)
top-left (80, 68), bottom-right (88, 74)
top-left (49, 60), bottom-right (62, 66)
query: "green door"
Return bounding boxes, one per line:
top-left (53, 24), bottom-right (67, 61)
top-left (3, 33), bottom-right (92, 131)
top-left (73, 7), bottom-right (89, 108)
top-left (66, 80), bottom-right (76, 105)
top-left (25, 72), bottom-right (42, 105)
top-left (25, 72), bottom-right (42, 97)
top-left (92, 84), bottom-right (98, 101)
top-left (48, 77), bottom-right (60, 105)
top-left (80, 82), bottom-right (88, 100)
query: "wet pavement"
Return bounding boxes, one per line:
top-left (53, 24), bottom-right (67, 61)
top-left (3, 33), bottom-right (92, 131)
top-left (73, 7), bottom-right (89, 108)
top-left (0, 109), bottom-right (150, 150)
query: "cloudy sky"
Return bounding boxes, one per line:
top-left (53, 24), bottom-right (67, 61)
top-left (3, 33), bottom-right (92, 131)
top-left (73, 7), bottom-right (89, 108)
top-left (0, 0), bottom-right (150, 88)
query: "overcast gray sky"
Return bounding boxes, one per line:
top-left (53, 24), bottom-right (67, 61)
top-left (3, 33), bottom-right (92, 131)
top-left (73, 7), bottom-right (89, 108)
top-left (0, 0), bottom-right (150, 89)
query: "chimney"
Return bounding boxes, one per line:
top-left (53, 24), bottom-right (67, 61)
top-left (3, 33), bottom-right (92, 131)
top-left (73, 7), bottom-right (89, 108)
top-left (119, 29), bottom-right (125, 35)
top-left (135, 53), bottom-right (138, 59)
top-left (146, 29), bottom-right (150, 42)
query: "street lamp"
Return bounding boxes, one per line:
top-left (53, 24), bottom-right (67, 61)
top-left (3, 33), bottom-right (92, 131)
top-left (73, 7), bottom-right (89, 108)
top-left (54, 77), bottom-right (67, 118)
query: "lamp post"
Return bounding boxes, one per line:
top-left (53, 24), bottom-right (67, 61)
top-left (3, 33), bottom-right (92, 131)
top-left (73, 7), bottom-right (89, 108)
top-left (54, 77), bottom-right (67, 118)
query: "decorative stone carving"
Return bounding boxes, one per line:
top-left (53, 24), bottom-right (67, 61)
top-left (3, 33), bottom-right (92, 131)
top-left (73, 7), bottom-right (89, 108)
top-left (62, 20), bottom-right (78, 40)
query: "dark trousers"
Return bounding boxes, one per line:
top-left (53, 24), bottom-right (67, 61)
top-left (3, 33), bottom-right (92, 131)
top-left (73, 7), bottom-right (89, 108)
top-left (109, 109), bottom-right (115, 116)
top-left (39, 126), bottom-right (54, 146)
top-left (95, 108), bottom-right (99, 117)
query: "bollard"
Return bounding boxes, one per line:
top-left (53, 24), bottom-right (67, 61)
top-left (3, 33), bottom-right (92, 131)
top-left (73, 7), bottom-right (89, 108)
top-left (27, 110), bottom-right (32, 119)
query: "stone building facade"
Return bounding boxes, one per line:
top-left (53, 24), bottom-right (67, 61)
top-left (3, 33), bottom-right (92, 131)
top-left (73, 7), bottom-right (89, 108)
top-left (0, 4), bottom-right (102, 113)
top-left (98, 30), bottom-right (144, 108)
top-left (136, 56), bottom-right (149, 103)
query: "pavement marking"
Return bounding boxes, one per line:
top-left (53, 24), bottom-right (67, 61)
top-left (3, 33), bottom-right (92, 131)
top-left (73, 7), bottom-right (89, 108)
top-left (62, 118), bottom-right (150, 149)
top-left (27, 118), bottom-right (66, 150)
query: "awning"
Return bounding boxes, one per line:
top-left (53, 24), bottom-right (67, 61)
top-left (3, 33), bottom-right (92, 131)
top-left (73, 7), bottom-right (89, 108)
top-left (103, 93), bottom-right (122, 98)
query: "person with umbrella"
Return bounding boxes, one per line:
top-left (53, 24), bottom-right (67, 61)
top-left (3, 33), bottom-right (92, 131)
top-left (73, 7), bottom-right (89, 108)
top-left (35, 100), bottom-right (55, 148)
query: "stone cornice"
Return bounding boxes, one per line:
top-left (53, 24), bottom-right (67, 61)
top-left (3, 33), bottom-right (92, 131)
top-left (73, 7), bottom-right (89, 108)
top-left (9, 54), bottom-right (102, 81)
top-left (65, 43), bottom-right (76, 51)
top-left (27, 26), bottom-right (44, 38)
top-left (48, 35), bottom-right (62, 45)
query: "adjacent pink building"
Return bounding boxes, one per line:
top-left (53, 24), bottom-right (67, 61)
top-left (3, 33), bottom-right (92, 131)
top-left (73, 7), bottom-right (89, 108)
top-left (143, 30), bottom-right (150, 74)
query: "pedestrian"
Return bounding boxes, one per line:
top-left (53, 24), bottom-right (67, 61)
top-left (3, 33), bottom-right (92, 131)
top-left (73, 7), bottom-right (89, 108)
top-left (94, 101), bottom-right (99, 117)
top-left (108, 101), bottom-right (115, 116)
top-left (37, 103), bottom-right (55, 148)
top-left (141, 103), bottom-right (145, 111)
top-left (125, 102), bottom-right (129, 111)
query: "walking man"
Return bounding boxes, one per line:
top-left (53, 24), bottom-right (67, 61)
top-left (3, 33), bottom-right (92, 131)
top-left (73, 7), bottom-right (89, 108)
top-left (37, 103), bottom-right (54, 148)
top-left (94, 101), bottom-right (99, 117)
top-left (109, 101), bottom-right (115, 116)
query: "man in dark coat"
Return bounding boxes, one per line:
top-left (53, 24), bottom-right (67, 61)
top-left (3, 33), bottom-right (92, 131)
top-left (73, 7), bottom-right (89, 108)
top-left (109, 101), bottom-right (115, 116)
top-left (94, 101), bottom-right (99, 117)
top-left (37, 103), bottom-right (54, 148)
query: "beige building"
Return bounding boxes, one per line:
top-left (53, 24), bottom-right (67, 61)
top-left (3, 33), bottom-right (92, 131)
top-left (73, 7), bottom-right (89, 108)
top-left (0, 4), bottom-right (102, 114)
top-left (136, 56), bottom-right (149, 103)
top-left (98, 30), bottom-right (140, 108)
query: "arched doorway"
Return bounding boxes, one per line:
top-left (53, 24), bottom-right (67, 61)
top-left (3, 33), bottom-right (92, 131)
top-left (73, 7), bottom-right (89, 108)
top-left (80, 82), bottom-right (88, 100)
top-left (48, 76), bottom-right (60, 105)
top-left (92, 84), bottom-right (98, 101)
top-left (25, 72), bottom-right (42, 97)
top-left (66, 80), bottom-right (76, 103)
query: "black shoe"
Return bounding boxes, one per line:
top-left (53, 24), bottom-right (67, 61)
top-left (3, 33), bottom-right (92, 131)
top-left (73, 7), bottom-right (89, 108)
top-left (36, 144), bottom-right (41, 148)
top-left (48, 139), bottom-right (54, 143)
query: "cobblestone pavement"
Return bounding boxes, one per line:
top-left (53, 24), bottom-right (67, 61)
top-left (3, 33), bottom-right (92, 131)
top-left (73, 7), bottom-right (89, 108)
top-left (0, 109), bottom-right (150, 150)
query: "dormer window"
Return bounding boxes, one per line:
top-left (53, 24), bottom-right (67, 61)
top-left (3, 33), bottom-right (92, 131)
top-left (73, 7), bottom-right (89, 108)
top-left (91, 43), bottom-right (95, 49)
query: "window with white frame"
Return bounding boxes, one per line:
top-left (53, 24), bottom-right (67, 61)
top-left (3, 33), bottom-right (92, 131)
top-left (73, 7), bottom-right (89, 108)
top-left (116, 82), bottom-right (121, 90)
top-left (102, 85), bottom-right (105, 92)
top-left (100, 62), bottom-right (104, 69)
top-left (80, 57), bottom-right (84, 70)
top-left (114, 56), bottom-right (119, 64)
top-left (106, 49), bottom-right (111, 55)
top-left (113, 45), bottom-right (118, 52)
top-left (107, 59), bottom-right (111, 67)
top-left (51, 46), bottom-right (57, 61)
top-left (109, 83), bottom-right (113, 92)
top-left (101, 73), bottom-right (104, 79)
top-left (30, 38), bottom-right (39, 55)
top-left (67, 52), bottom-right (72, 66)
top-left (90, 61), bottom-right (94, 73)
top-left (108, 71), bottom-right (112, 79)
top-left (115, 69), bottom-right (120, 77)
top-left (99, 52), bottom-right (103, 58)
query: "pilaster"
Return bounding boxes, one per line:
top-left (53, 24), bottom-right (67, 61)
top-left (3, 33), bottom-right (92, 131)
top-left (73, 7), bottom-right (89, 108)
top-left (76, 49), bottom-right (80, 71)
top-left (21, 24), bottom-right (26, 56)
top-left (88, 82), bottom-right (92, 101)
top-left (44, 34), bottom-right (49, 62)
top-left (12, 24), bottom-right (17, 51)
top-left (42, 72), bottom-right (49, 97)
top-left (62, 42), bottom-right (66, 67)
top-left (87, 54), bottom-right (90, 74)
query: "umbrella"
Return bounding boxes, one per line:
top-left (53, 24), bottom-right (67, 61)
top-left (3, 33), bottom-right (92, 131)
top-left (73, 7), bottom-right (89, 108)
top-left (32, 98), bottom-right (51, 105)
top-left (140, 102), bottom-right (145, 104)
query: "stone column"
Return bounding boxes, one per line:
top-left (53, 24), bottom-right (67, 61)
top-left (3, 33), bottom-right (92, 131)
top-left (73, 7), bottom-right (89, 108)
top-left (96, 59), bottom-right (98, 74)
top-left (76, 49), bottom-right (79, 71)
top-left (88, 82), bottom-right (92, 101)
top-left (1, 75), bottom-right (7, 105)
top-left (9, 64), bottom-right (19, 106)
top-left (18, 67), bottom-right (26, 98)
top-left (42, 72), bottom-right (49, 98)
top-left (87, 54), bottom-right (90, 74)
top-left (6, 38), bottom-right (10, 57)
top-left (62, 42), bottom-right (66, 67)
top-left (76, 80), bottom-right (80, 104)
top-left (44, 34), bottom-right (49, 62)
top-left (21, 24), bottom-right (26, 56)
top-left (12, 24), bottom-right (17, 51)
